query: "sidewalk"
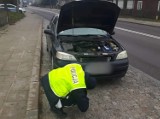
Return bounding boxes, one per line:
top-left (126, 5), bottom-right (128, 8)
top-left (0, 11), bottom-right (42, 119)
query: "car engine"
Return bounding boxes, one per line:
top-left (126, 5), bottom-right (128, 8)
top-left (62, 40), bottom-right (119, 53)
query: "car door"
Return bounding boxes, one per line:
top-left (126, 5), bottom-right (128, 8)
top-left (46, 16), bottom-right (54, 50)
top-left (48, 16), bottom-right (58, 56)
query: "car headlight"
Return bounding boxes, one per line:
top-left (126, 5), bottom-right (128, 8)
top-left (116, 50), bottom-right (128, 60)
top-left (56, 51), bottom-right (77, 61)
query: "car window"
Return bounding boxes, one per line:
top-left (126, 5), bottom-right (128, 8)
top-left (59, 28), bottom-right (107, 36)
top-left (51, 16), bottom-right (58, 31)
top-left (50, 16), bottom-right (55, 24)
top-left (0, 4), bottom-right (6, 9)
top-left (0, 4), bottom-right (4, 7)
top-left (53, 16), bottom-right (58, 24)
top-left (7, 4), bottom-right (16, 8)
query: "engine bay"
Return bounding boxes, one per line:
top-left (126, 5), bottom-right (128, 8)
top-left (61, 40), bottom-right (119, 53)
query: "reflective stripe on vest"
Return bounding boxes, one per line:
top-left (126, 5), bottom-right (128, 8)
top-left (49, 64), bottom-right (86, 98)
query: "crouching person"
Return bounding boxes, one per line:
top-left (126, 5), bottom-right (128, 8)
top-left (41, 63), bottom-right (96, 117)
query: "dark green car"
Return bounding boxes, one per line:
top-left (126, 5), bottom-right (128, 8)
top-left (44, 0), bottom-right (129, 79)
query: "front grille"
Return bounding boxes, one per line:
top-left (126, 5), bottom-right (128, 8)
top-left (78, 56), bottom-right (111, 62)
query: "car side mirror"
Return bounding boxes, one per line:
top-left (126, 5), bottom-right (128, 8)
top-left (44, 29), bottom-right (54, 35)
top-left (111, 31), bottom-right (115, 35)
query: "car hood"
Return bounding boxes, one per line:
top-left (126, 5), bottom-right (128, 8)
top-left (57, 0), bottom-right (120, 35)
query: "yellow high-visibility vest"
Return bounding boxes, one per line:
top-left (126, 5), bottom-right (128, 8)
top-left (49, 63), bottom-right (86, 98)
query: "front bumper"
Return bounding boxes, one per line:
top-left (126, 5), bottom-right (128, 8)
top-left (53, 58), bottom-right (129, 79)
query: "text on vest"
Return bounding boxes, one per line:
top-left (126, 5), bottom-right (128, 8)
top-left (70, 67), bottom-right (79, 84)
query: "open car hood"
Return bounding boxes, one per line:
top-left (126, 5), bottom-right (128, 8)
top-left (57, 0), bottom-right (120, 35)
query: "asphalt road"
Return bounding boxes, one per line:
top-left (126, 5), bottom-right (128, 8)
top-left (114, 23), bottom-right (160, 80)
top-left (29, 7), bottom-right (160, 80)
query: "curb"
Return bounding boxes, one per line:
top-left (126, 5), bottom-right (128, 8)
top-left (25, 19), bottom-right (43, 119)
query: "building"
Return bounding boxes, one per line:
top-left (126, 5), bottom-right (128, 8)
top-left (109, 0), bottom-right (160, 20)
top-left (56, 0), bottom-right (160, 20)
top-left (133, 0), bottom-right (160, 19)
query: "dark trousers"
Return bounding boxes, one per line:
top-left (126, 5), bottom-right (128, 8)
top-left (41, 74), bottom-right (59, 108)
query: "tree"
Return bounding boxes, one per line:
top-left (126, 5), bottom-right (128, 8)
top-left (123, 0), bottom-right (128, 9)
top-left (116, 0), bottom-right (118, 5)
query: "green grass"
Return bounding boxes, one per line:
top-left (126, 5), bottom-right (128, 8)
top-left (0, 11), bottom-right (25, 26)
top-left (8, 12), bottom-right (25, 25)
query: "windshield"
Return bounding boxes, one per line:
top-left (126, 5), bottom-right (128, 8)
top-left (58, 28), bottom-right (108, 36)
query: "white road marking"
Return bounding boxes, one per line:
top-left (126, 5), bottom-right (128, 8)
top-left (115, 27), bottom-right (160, 40)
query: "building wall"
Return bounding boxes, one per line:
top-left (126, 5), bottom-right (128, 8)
top-left (60, 0), bottom-right (160, 19)
top-left (143, 0), bottom-right (159, 19)
top-left (133, 0), bottom-right (159, 19)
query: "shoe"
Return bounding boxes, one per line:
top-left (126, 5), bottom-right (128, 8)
top-left (51, 107), bottom-right (67, 118)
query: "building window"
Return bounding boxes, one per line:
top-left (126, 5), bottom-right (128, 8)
top-left (158, 1), bottom-right (160, 11)
top-left (118, 0), bottom-right (124, 9)
top-left (137, 1), bottom-right (143, 10)
top-left (127, 0), bottom-right (134, 9)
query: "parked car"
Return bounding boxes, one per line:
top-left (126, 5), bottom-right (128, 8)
top-left (0, 4), bottom-right (26, 13)
top-left (19, 7), bottom-right (26, 13)
top-left (44, 0), bottom-right (129, 79)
